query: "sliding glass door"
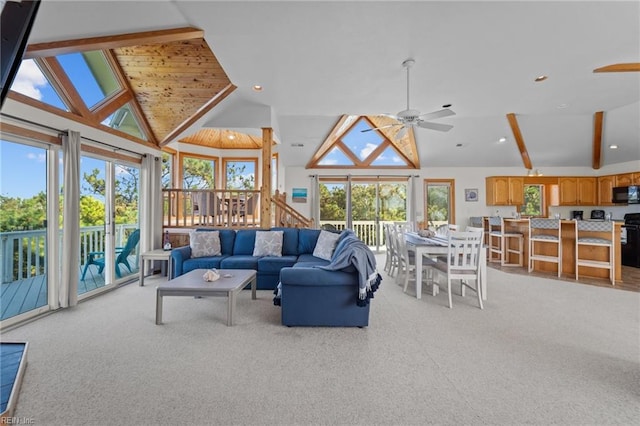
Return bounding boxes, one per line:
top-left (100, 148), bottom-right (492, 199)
top-left (0, 139), bottom-right (49, 321)
top-left (318, 177), bottom-right (407, 251)
top-left (78, 156), bottom-right (140, 295)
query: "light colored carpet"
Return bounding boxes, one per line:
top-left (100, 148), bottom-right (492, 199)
top-left (3, 255), bottom-right (639, 425)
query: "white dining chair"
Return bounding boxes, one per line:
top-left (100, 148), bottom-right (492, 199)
top-left (427, 230), bottom-right (484, 309)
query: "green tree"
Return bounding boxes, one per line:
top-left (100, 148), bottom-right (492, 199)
top-left (183, 157), bottom-right (215, 189)
top-left (226, 162), bottom-right (255, 190)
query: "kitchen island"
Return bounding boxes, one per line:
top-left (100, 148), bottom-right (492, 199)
top-left (484, 218), bottom-right (622, 282)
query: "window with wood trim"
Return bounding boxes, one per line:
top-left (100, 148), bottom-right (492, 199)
top-left (424, 179), bottom-right (455, 227)
top-left (10, 51), bottom-right (148, 142)
top-left (222, 158), bottom-right (257, 190)
top-left (308, 115), bottom-right (420, 169)
top-left (179, 153), bottom-right (218, 189)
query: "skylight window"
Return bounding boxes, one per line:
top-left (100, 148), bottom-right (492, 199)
top-left (57, 51), bottom-right (120, 109)
top-left (10, 59), bottom-right (68, 111)
top-left (103, 103), bottom-right (146, 140)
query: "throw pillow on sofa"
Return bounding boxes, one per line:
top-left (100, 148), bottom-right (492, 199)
top-left (253, 230), bottom-right (284, 257)
top-left (190, 230), bottom-right (221, 258)
top-left (313, 230), bottom-right (341, 261)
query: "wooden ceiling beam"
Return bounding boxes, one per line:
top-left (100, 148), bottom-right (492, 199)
top-left (592, 111), bottom-right (604, 170)
top-left (159, 83), bottom-right (237, 147)
top-left (25, 27), bottom-right (204, 58)
top-left (593, 63), bottom-right (640, 73)
top-left (506, 113), bottom-right (533, 170)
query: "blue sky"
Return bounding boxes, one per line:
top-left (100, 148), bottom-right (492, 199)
top-left (0, 140), bottom-right (47, 198)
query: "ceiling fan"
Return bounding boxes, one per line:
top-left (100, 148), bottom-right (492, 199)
top-left (362, 59), bottom-right (455, 136)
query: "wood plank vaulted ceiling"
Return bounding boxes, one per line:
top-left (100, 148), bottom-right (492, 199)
top-left (113, 39), bottom-right (232, 144)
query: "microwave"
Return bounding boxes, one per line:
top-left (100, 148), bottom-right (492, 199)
top-left (613, 186), bottom-right (639, 204)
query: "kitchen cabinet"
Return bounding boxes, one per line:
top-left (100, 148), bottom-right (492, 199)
top-left (615, 173), bottom-right (633, 187)
top-left (558, 177), bottom-right (597, 205)
top-left (486, 177), bottom-right (524, 206)
top-left (633, 172), bottom-right (640, 185)
top-left (597, 175), bottom-right (615, 206)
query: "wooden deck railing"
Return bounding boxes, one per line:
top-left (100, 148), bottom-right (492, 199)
top-left (0, 224), bottom-right (137, 284)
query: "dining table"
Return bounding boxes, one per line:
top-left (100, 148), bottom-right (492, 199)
top-left (404, 231), bottom-right (488, 301)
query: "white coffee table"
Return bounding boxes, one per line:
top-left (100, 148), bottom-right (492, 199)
top-left (155, 269), bottom-right (257, 326)
top-left (140, 249), bottom-right (172, 286)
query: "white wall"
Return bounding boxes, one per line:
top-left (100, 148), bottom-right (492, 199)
top-left (283, 162), bottom-right (640, 227)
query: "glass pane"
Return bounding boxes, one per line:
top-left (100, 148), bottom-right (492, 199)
top-left (341, 119), bottom-right (384, 161)
top-left (319, 183), bottom-right (346, 230)
top-left (225, 161), bottom-right (256, 190)
top-left (10, 59), bottom-right (68, 111)
top-left (426, 184), bottom-right (450, 227)
top-left (522, 185), bottom-right (543, 216)
top-left (78, 156), bottom-right (106, 293)
top-left (379, 183), bottom-right (407, 221)
top-left (114, 163), bottom-right (140, 281)
top-left (370, 146), bottom-right (406, 166)
top-left (161, 152), bottom-right (172, 189)
top-left (318, 146), bottom-right (354, 166)
top-left (102, 103), bottom-right (146, 140)
top-left (57, 51), bottom-right (120, 108)
top-left (183, 157), bottom-right (215, 189)
top-left (0, 140), bottom-right (48, 320)
top-left (351, 182), bottom-right (379, 248)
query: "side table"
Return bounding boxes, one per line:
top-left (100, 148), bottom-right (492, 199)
top-left (140, 249), bottom-right (172, 286)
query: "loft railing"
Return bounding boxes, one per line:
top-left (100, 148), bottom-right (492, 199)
top-left (0, 224), bottom-right (137, 284)
top-left (162, 189), bottom-right (262, 228)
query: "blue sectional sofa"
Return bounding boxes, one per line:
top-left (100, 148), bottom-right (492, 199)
top-left (170, 227), bottom-right (380, 327)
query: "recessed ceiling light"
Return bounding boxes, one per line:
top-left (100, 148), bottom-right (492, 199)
top-left (252, 85), bottom-right (263, 92)
top-left (609, 144), bottom-right (618, 149)
top-left (498, 137), bottom-right (507, 143)
top-left (534, 75), bottom-right (548, 82)
top-left (228, 134), bottom-right (235, 140)
top-left (442, 103), bottom-right (452, 108)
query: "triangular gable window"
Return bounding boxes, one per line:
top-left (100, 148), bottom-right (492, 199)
top-left (308, 115), bottom-right (419, 169)
top-left (342, 118), bottom-right (384, 162)
top-left (318, 146), bottom-right (355, 166)
top-left (11, 59), bottom-right (69, 111)
top-left (370, 145), bottom-right (406, 166)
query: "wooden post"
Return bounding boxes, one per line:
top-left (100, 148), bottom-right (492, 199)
top-left (260, 127), bottom-right (272, 228)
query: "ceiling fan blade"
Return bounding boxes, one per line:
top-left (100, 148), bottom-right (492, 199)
top-left (419, 108), bottom-right (456, 120)
top-left (361, 123), bottom-right (402, 133)
top-left (417, 121), bottom-right (454, 132)
top-left (396, 126), bottom-right (408, 139)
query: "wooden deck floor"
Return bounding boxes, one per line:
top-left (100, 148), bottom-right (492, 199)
top-left (0, 262), bottom-right (138, 321)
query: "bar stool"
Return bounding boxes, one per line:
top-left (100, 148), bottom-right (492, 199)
top-left (528, 218), bottom-right (562, 277)
top-left (488, 216), bottom-right (524, 266)
top-left (575, 220), bottom-right (615, 285)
